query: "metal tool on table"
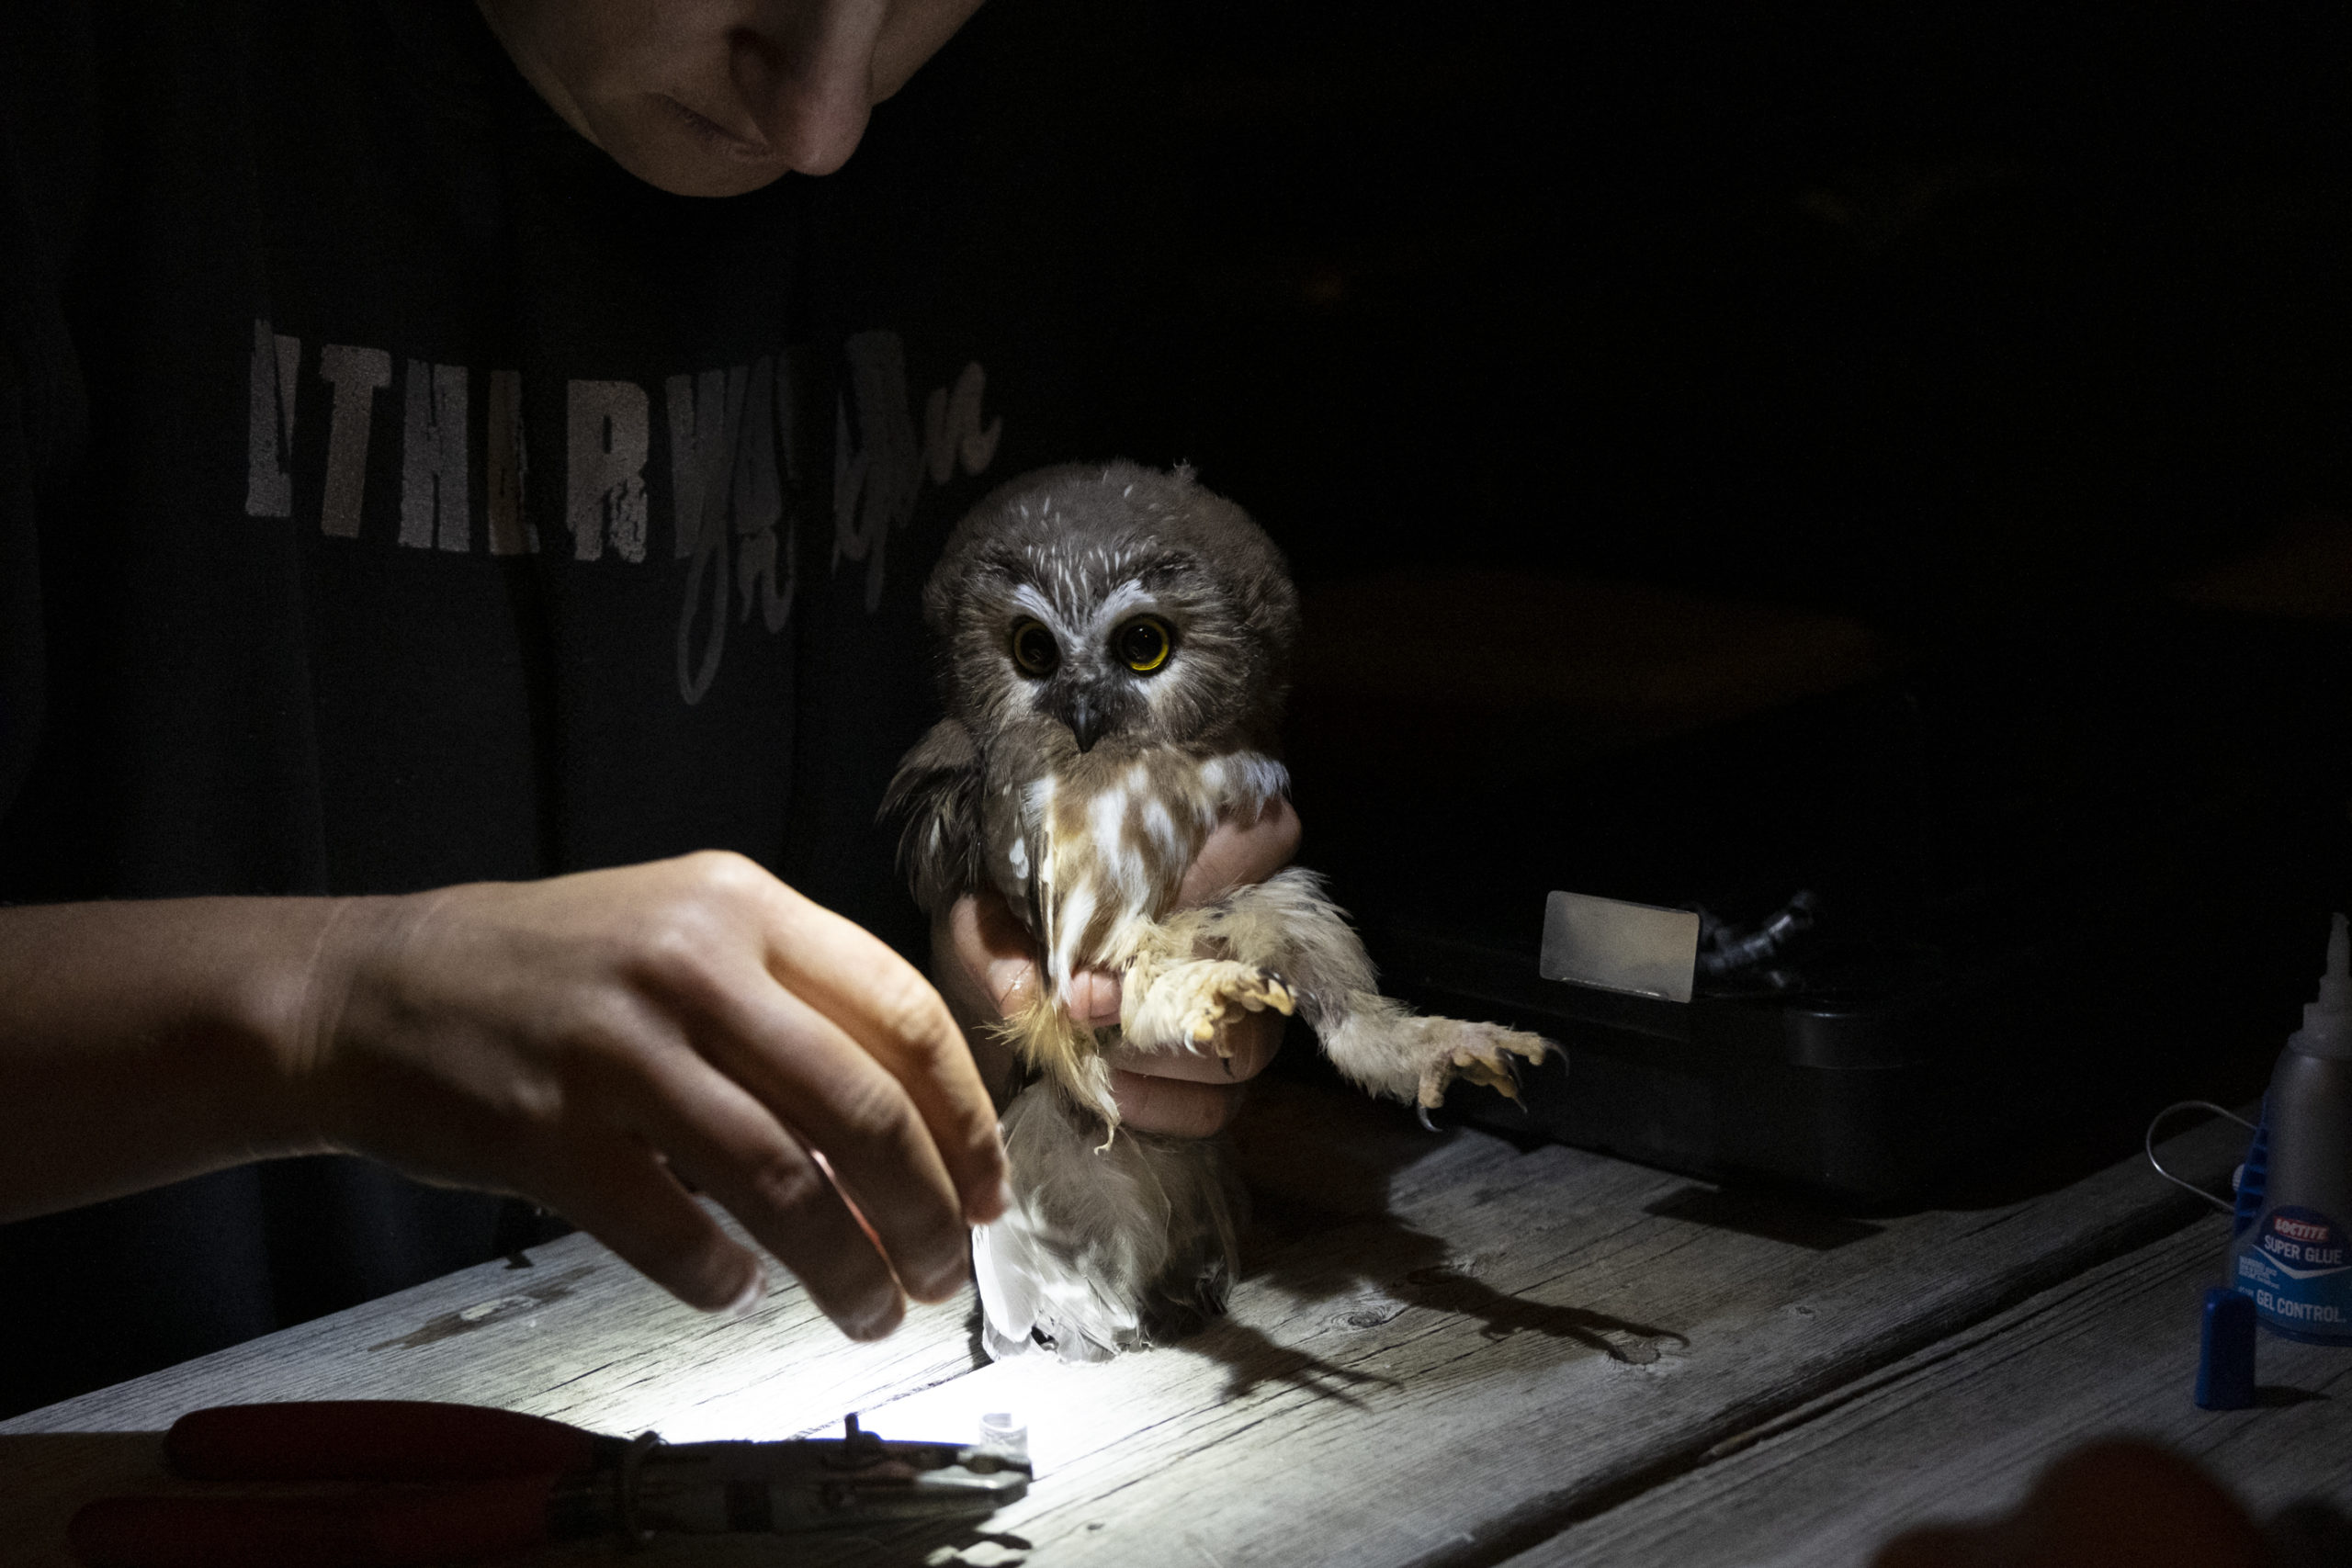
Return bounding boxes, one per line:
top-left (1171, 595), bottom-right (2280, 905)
top-left (69, 1400), bottom-right (1031, 1568)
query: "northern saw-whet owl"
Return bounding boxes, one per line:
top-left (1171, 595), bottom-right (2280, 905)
top-left (885, 461), bottom-right (1549, 1361)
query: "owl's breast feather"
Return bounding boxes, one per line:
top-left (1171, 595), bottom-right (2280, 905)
top-left (979, 770), bottom-right (1057, 934)
top-left (1024, 749), bottom-right (1291, 998)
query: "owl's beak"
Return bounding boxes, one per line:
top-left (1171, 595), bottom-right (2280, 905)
top-left (1056, 689), bottom-right (1108, 753)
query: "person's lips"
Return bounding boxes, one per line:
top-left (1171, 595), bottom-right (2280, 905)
top-left (657, 94), bottom-right (775, 162)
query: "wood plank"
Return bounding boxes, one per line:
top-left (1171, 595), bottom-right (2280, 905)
top-left (1517, 1213), bottom-right (2352, 1568)
top-left (0, 1228), bottom-right (967, 1438)
top-left (833, 1097), bottom-right (2256, 1568)
top-left (0, 1213), bottom-right (984, 1566)
top-left (0, 1086), bottom-right (2254, 1568)
top-left (0, 1081), bottom-right (1498, 1566)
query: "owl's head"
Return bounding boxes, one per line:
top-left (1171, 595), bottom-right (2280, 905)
top-left (922, 462), bottom-right (1299, 758)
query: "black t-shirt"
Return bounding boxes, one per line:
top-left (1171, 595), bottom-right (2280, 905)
top-left (0, 0), bottom-right (1054, 1415)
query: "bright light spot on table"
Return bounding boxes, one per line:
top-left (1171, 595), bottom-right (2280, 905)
top-left (862, 1357), bottom-right (1117, 1473)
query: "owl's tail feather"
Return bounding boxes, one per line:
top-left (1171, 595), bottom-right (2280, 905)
top-left (973, 1080), bottom-right (1243, 1363)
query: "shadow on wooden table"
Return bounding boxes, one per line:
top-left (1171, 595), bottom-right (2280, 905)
top-left (2, 1428), bottom-right (1036, 1568)
top-left (544, 1522), bottom-right (1040, 1566)
top-left (0, 1431), bottom-right (174, 1568)
top-left (1202, 1078), bottom-right (1687, 1404)
top-left (1641, 1185), bottom-right (1884, 1250)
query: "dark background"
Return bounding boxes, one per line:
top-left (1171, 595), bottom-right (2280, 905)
top-left (849, 2), bottom-right (2352, 1196)
top-left (876, 0), bottom-right (2350, 608)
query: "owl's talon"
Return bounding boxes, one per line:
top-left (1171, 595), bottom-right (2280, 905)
top-left (1128, 958), bottom-right (1300, 1055)
top-left (1416, 1023), bottom-right (1553, 1111)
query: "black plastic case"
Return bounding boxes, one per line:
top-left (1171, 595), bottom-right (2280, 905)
top-left (1376, 926), bottom-right (2036, 1205)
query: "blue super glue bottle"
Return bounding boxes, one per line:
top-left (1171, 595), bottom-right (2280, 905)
top-left (2228, 913), bottom-right (2352, 1343)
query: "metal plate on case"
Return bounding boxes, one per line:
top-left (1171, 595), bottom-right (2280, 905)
top-left (1540, 891), bottom-right (1699, 1004)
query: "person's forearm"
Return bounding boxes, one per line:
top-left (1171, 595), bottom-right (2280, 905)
top-left (0, 897), bottom-right (345, 1220)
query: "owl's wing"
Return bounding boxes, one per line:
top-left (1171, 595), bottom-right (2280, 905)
top-left (879, 717), bottom-right (984, 916)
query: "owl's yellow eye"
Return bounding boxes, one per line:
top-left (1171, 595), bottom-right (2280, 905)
top-left (1114, 616), bottom-right (1172, 674)
top-left (1011, 618), bottom-right (1060, 677)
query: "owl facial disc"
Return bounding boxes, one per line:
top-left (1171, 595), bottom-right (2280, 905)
top-left (1005, 581), bottom-right (1173, 757)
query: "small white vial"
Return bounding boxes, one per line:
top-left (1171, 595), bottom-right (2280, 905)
top-left (978, 1410), bottom-right (1029, 1464)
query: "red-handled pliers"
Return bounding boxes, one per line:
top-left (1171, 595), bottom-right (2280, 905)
top-left (69, 1401), bottom-right (1030, 1568)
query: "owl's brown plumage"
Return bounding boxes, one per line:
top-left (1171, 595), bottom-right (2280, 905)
top-left (886, 462), bottom-right (1547, 1360)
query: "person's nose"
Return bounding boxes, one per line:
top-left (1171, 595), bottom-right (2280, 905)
top-left (732, 0), bottom-right (888, 175)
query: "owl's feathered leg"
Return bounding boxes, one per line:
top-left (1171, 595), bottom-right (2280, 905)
top-left (994, 986), bottom-right (1122, 1129)
top-left (973, 1079), bottom-right (1243, 1362)
top-left (1130, 868), bottom-right (1553, 1110)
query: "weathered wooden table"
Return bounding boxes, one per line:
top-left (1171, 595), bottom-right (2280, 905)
top-left (6, 1082), bottom-right (2345, 1566)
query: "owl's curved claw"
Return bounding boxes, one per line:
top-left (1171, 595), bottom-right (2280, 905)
top-left (1414, 1023), bottom-right (1554, 1114)
top-left (1126, 958), bottom-right (1300, 1055)
top-left (1417, 1103), bottom-right (1440, 1134)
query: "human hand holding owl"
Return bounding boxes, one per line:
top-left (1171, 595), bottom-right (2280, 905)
top-left (932, 797), bottom-right (1299, 1137)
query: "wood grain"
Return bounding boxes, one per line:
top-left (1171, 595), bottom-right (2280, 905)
top-left (0, 1086), bottom-right (2255, 1568)
top-left (0, 1205), bottom-right (985, 1564)
top-left (845, 1094), bottom-right (2252, 1568)
top-left (1517, 1213), bottom-right (2352, 1568)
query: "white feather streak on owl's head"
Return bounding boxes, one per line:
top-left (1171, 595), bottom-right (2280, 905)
top-left (922, 462), bottom-right (1299, 759)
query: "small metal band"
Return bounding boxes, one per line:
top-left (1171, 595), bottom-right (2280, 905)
top-left (616, 1429), bottom-right (665, 1550)
top-left (2144, 1099), bottom-right (2256, 1214)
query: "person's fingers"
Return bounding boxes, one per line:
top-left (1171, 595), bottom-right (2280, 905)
top-left (614, 1036), bottom-right (911, 1333)
top-left (929, 897), bottom-right (991, 1029)
top-left (941, 888), bottom-right (1041, 1019)
top-left (645, 946), bottom-right (974, 1302)
top-left (528, 1133), bottom-right (766, 1316)
top-left (1178, 795), bottom-right (1301, 908)
top-left (930, 901), bottom-right (1022, 1108)
top-left (1067, 968), bottom-right (1120, 1026)
top-left (1106, 1008), bottom-right (1283, 1085)
top-left (940, 888), bottom-right (1119, 1029)
top-left (1110, 1070), bottom-right (1245, 1137)
top-left (734, 869), bottom-right (1005, 1228)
